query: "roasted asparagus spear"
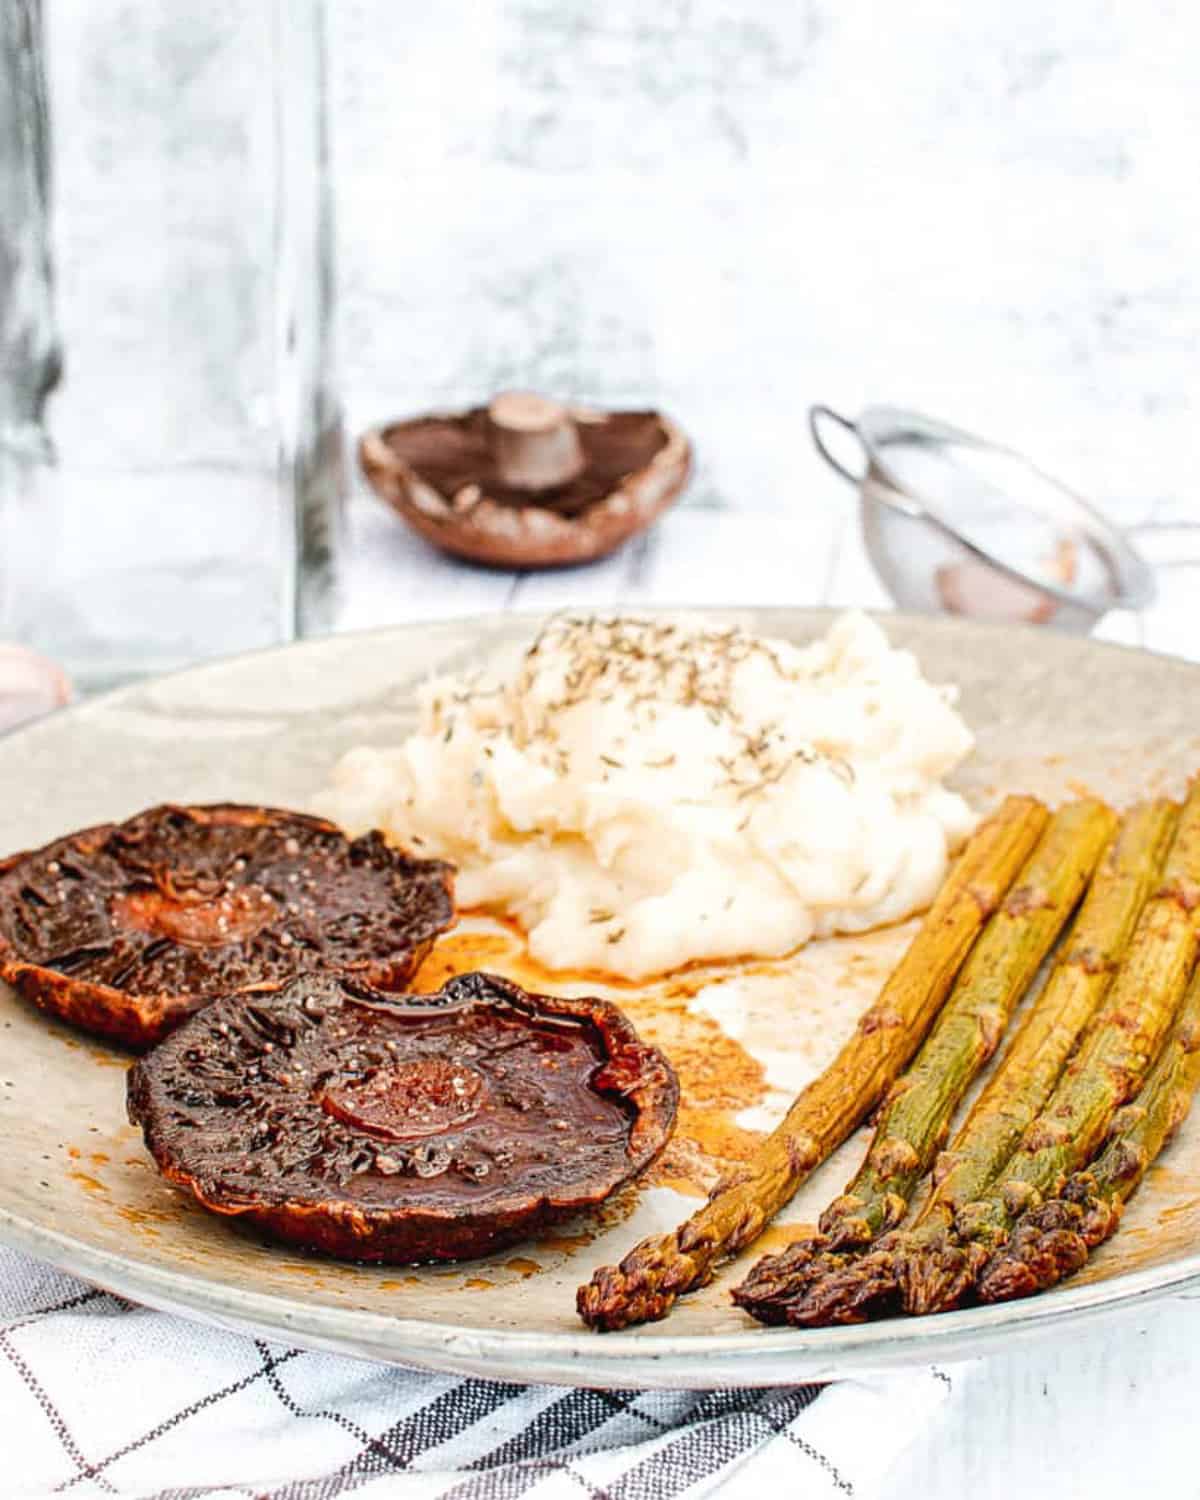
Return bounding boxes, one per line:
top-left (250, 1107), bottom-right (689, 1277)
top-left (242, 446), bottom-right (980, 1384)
top-left (978, 961), bottom-right (1200, 1302)
top-left (736, 799), bottom-right (1177, 1326)
top-left (733, 799), bottom-right (1116, 1323)
top-left (575, 795), bottom-right (1049, 1331)
top-left (899, 778), bottom-right (1200, 1315)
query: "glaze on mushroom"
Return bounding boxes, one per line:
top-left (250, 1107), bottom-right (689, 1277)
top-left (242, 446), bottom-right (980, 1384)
top-left (127, 971), bottom-right (679, 1262)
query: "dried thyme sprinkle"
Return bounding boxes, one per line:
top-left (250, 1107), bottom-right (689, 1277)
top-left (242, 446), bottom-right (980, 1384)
top-left (441, 614), bottom-right (838, 808)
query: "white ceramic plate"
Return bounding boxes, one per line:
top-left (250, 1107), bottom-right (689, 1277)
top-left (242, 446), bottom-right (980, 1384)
top-left (3, 610), bottom-right (1200, 1389)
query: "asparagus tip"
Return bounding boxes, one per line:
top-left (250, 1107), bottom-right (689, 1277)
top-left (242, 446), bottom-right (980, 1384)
top-left (775, 1248), bottom-right (902, 1327)
top-left (896, 1236), bottom-right (991, 1315)
top-left (976, 1176), bottom-right (1118, 1303)
top-left (730, 1235), bottom-right (830, 1323)
top-left (577, 1233), bottom-right (696, 1332)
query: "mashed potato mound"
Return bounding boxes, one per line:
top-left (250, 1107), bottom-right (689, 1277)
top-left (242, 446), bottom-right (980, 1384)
top-left (316, 612), bottom-right (976, 978)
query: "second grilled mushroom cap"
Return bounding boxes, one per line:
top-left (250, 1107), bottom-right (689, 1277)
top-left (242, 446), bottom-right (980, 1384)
top-left (360, 392), bottom-right (691, 569)
top-left (127, 970), bottom-right (680, 1263)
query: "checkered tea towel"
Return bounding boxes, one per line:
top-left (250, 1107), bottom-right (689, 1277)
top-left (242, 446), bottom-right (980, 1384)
top-left (0, 1247), bottom-right (963, 1500)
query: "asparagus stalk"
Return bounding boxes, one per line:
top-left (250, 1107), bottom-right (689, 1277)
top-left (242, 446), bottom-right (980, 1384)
top-left (732, 798), bottom-right (1116, 1324)
top-left (925, 802), bottom-right (1178, 1223)
top-left (740, 799), bottom-right (1178, 1326)
top-left (978, 961), bottom-right (1200, 1302)
top-left (822, 800), bottom-right (1113, 1243)
top-left (899, 778), bottom-right (1200, 1315)
top-left (575, 795), bottom-right (1049, 1331)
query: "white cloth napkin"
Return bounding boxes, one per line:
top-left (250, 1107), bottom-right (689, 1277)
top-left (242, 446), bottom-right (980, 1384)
top-left (0, 1247), bottom-right (963, 1500)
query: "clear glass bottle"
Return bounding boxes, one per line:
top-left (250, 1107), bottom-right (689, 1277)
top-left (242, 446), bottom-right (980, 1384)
top-left (0, 0), bottom-right (342, 692)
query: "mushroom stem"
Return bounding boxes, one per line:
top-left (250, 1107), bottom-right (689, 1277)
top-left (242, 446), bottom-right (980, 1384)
top-left (487, 392), bottom-right (584, 490)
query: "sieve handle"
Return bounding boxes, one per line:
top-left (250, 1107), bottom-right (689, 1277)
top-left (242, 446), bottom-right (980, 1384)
top-left (808, 405), bottom-right (868, 486)
top-left (1127, 522), bottom-right (1200, 571)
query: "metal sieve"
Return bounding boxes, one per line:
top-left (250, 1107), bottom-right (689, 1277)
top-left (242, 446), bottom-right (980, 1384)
top-left (808, 404), bottom-right (1187, 633)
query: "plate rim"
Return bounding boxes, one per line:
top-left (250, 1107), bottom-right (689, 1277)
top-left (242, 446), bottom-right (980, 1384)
top-left (3, 606), bottom-right (1199, 1386)
top-left (3, 1198), bottom-right (1198, 1388)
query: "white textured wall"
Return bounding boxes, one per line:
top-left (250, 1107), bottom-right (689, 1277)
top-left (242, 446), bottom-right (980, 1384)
top-left (331, 0), bottom-right (1200, 527)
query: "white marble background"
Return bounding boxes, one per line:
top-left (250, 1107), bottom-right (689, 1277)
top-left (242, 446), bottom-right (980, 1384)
top-left (331, 0), bottom-right (1200, 536)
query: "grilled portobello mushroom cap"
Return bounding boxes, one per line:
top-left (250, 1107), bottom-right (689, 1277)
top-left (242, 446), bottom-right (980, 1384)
top-left (127, 970), bottom-right (678, 1263)
top-left (0, 803), bottom-right (454, 1050)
